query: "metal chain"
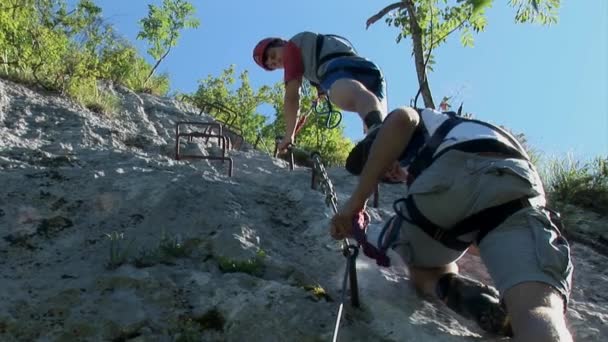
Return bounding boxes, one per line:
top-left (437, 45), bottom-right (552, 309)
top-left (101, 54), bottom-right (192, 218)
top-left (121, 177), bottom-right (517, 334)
top-left (309, 153), bottom-right (359, 342)
top-left (311, 153), bottom-right (339, 213)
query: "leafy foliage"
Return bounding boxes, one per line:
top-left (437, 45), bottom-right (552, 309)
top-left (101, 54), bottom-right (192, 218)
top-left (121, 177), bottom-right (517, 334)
top-left (373, 0), bottom-right (561, 106)
top-left (509, 0), bottom-right (560, 24)
top-left (137, 0), bottom-right (199, 86)
top-left (186, 65), bottom-right (271, 146)
top-left (546, 156), bottom-right (608, 214)
top-left (0, 0), bottom-right (186, 111)
top-left (265, 80), bottom-right (354, 166)
top-left (385, 0), bottom-right (559, 55)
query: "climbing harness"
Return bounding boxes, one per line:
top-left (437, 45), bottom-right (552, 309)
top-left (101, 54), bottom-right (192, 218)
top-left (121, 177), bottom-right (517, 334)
top-left (393, 112), bottom-right (535, 251)
top-left (290, 97), bottom-right (342, 144)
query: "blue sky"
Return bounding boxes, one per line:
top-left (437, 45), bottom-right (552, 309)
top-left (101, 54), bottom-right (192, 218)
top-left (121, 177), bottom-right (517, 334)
top-left (92, 0), bottom-right (607, 160)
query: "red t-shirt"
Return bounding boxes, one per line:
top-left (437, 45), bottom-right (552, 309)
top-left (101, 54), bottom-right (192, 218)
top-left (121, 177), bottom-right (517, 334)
top-left (283, 42), bottom-right (304, 84)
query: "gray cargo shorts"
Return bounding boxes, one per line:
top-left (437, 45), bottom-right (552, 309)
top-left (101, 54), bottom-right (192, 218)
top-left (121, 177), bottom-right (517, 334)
top-left (389, 149), bottom-right (573, 301)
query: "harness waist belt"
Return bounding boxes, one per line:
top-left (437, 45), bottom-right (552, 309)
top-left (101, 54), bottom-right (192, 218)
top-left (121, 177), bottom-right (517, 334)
top-left (401, 196), bottom-right (532, 251)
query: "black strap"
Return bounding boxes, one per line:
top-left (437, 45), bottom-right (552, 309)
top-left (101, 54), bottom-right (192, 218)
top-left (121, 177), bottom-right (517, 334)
top-left (401, 196), bottom-right (532, 251)
top-left (315, 34), bottom-right (357, 75)
top-left (434, 138), bottom-right (526, 163)
top-left (407, 116), bottom-right (462, 182)
top-left (458, 117), bottom-right (528, 157)
top-left (406, 112), bottom-right (529, 185)
top-left (320, 65), bottom-right (381, 79)
top-left (394, 111), bottom-right (535, 251)
top-left (403, 196), bottom-right (470, 251)
top-left (318, 52), bottom-right (356, 66)
top-left (467, 198), bottom-right (532, 245)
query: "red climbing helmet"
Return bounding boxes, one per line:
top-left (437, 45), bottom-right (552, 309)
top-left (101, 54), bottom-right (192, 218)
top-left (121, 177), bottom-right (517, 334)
top-left (253, 37), bottom-right (281, 71)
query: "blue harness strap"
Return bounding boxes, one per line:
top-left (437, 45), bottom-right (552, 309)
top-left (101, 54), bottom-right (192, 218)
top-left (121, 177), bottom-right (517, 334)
top-left (377, 214), bottom-right (403, 256)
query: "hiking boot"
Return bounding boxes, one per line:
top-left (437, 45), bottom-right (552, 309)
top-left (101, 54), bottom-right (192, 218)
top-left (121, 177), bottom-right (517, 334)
top-left (436, 273), bottom-right (513, 336)
top-left (363, 110), bottom-right (383, 132)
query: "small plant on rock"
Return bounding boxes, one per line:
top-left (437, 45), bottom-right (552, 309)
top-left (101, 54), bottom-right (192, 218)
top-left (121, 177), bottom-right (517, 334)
top-left (159, 232), bottom-right (190, 258)
top-left (303, 284), bottom-right (333, 302)
top-left (217, 249), bottom-right (266, 276)
top-left (105, 231), bottom-right (135, 270)
top-left (547, 156), bottom-right (608, 214)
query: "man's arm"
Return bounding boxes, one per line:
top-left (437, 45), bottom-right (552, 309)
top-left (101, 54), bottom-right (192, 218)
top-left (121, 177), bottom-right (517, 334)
top-left (348, 107), bottom-right (420, 211)
top-left (330, 107), bottom-right (420, 240)
top-left (282, 78), bottom-right (302, 144)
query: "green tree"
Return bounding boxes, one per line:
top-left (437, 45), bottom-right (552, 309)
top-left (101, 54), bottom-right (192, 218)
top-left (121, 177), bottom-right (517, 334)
top-left (187, 66), bottom-right (353, 165)
top-left (367, 0), bottom-right (560, 108)
top-left (0, 0), bottom-right (111, 93)
top-left (189, 65), bottom-right (271, 146)
top-left (137, 0), bottom-right (199, 87)
top-left (0, 0), bottom-right (172, 109)
top-left (98, 38), bottom-right (139, 85)
top-left (264, 80), bottom-right (354, 166)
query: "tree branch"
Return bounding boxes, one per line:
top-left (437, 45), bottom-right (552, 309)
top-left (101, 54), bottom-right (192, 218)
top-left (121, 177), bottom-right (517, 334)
top-left (368, 1), bottom-right (438, 108)
top-left (144, 45), bottom-right (172, 86)
top-left (366, 1), bottom-right (406, 29)
top-left (403, 0), bottom-right (435, 108)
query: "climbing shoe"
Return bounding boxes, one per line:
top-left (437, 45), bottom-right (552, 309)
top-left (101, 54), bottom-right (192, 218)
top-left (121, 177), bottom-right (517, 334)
top-left (436, 273), bottom-right (513, 336)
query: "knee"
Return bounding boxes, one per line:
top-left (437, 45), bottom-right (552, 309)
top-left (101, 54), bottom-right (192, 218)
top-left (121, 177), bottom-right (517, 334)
top-left (504, 283), bottom-right (571, 342)
top-left (509, 306), bottom-right (572, 342)
top-left (329, 79), bottom-right (378, 109)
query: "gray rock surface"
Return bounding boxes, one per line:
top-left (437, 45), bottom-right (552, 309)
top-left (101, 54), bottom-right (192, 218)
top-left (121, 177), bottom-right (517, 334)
top-left (0, 79), bottom-right (606, 341)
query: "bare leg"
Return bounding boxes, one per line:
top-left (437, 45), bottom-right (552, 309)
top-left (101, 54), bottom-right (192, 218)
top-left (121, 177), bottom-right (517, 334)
top-left (503, 282), bottom-right (572, 342)
top-left (409, 261), bottom-right (511, 335)
top-left (409, 262), bottom-right (458, 297)
top-left (327, 78), bottom-right (384, 127)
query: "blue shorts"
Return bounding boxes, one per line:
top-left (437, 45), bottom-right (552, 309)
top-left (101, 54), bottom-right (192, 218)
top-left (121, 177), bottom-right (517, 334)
top-left (319, 57), bottom-right (386, 101)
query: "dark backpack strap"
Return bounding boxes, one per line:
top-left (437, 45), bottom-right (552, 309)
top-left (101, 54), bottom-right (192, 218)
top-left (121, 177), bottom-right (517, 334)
top-left (407, 115), bottom-right (463, 183)
top-left (459, 118), bottom-right (528, 158)
top-left (315, 34), bottom-right (324, 64)
top-left (318, 52), bottom-right (357, 67)
top-left (406, 113), bottom-right (529, 186)
top-left (442, 138), bottom-right (525, 160)
top-left (320, 65), bottom-right (380, 78)
top-left (315, 34), bottom-right (357, 75)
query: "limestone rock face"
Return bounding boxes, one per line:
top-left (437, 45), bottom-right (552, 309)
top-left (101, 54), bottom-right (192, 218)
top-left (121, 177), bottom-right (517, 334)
top-left (0, 79), bottom-right (606, 341)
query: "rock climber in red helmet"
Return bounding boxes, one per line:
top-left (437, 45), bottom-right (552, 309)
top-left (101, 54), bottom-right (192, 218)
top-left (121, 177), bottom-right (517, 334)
top-left (253, 32), bottom-right (388, 152)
